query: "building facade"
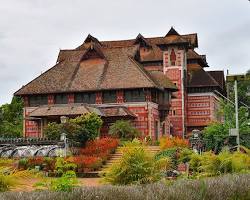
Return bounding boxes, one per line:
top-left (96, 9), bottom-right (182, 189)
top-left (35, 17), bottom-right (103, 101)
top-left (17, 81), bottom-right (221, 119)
top-left (15, 28), bottom-right (226, 139)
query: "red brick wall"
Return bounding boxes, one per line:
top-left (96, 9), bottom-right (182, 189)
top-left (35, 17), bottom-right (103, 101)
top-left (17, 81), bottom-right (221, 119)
top-left (187, 94), bottom-right (221, 132)
top-left (24, 107), bottom-right (41, 138)
top-left (164, 49), bottom-right (186, 137)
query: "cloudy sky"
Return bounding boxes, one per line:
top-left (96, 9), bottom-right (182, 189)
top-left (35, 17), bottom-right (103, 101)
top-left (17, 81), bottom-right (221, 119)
top-left (0, 0), bottom-right (250, 105)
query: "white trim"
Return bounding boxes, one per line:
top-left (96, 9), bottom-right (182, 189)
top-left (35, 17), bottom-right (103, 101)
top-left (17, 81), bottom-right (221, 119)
top-left (188, 92), bottom-right (221, 101)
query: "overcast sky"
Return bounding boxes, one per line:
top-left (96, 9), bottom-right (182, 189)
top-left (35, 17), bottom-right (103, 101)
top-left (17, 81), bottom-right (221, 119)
top-left (0, 0), bottom-right (250, 105)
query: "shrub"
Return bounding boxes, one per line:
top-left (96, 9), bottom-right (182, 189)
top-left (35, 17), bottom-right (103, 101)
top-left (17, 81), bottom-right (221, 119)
top-left (189, 150), bottom-right (250, 177)
top-left (160, 136), bottom-right (189, 150)
top-left (18, 158), bottom-right (28, 170)
top-left (55, 158), bottom-right (77, 176)
top-left (50, 171), bottom-right (78, 192)
top-left (70, 113), bottom-right (103, 141)
top-left (80, 137), bottom-right (119, 156)
top-left (109, 120), bottom-right (141, 140)
top-left (35, 171), bottom-right (78, 192)
top-left (73, 156), bottom-right (102, 171)
top-left (103, 142), bottom-right (168, 185)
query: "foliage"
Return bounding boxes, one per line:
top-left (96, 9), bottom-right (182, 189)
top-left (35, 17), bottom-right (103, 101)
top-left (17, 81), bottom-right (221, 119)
top-left (35, 171), bottom-right (78, 192)
top-left (80, 137), bottom-right (119, 156)
top-left (43, 122), bottom-right (62, 140)
top-left (70, 112), bottom-right (103, 141)
top-left (103, 142), bottom-right (169, 185)
top-left (160, 136), bottom-right (189, 150)
top-left (203, 102), bottom-right (250, 152)
top-left (109, 120), bottom-right (141, 140)
top-left (55, 157), bottom-right (77, 176)
top-left (44, 113), bottom-right (103, 146)
top-left (1, 174), bottom-right (250, 199)
top-left (189, 149), bottom-right (250, 177)
top-left (0, 96), bottom-right (23, 138)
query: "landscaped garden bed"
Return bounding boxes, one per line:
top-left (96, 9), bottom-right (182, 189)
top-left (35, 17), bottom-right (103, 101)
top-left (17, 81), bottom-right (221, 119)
top-left (16, 137), bottom-right (119, 176)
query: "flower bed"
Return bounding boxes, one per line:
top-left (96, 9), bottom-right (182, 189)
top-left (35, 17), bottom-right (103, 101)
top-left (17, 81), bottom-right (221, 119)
top-left (17, 137), bottom-right (119, 174)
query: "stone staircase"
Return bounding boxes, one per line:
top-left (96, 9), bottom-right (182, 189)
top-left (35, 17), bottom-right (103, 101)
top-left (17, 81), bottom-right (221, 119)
top-left (98, 145), bottom-right (161, 176)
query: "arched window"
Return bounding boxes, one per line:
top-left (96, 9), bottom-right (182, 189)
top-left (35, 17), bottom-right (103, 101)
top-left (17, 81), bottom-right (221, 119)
top-left (170, 49), bottom-right (176, 66)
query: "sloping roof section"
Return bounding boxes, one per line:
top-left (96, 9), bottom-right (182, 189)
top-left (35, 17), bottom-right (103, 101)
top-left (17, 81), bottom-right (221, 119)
top-left (188, 68), bottom-right (220, 88)
top-left (16, 45), bottom-right (176, 95)
top-left (207, 71), bottom-right (226, 91)
top-left (148, 70), bottom-right (178, 91)
top-left (29, 104), bottom-right (103, 117)
top-left (29, 104), bottom-right (135, 118)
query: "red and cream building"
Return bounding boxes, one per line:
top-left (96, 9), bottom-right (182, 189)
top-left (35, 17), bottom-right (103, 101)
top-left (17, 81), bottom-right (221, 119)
top-left (15, 28), bottom-right (226, 139)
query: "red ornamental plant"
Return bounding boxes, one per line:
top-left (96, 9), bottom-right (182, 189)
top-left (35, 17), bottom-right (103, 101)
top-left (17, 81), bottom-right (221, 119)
top-left (80, 137), bottom-right (119, 156)
top-left (28, 157), bottom-right (44, 167)
top-left (73, 156), bottom-right (102, 171)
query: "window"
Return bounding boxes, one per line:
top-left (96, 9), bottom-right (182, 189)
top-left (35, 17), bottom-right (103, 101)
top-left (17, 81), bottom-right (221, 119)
top-left (29, 95), bottom-right (48, 107)
top-left (103, 91), bottom-right (117, 103)
top-left (124, 89), bottom-right (145, 102)
top-left (55, 94), bottom-right (68, 104)
top-left (74, 92), bottom-right (96, 104)
top-left (170, 49), bottom-right (176, 66)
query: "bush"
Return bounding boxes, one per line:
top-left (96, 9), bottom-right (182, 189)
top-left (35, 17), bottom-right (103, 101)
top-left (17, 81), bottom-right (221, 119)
top-left (50, 171), bottom-right (78, 192)
top-left (103, 142), bottom-right (169, 185)
top-left (160, 136), bottom-right (189, 150)
top-left (35, 171), bottom-right (78, 192)
top-left (109, 120), bottom-right (141, 140)
top-left (189, 150), bottom-right (250, 177)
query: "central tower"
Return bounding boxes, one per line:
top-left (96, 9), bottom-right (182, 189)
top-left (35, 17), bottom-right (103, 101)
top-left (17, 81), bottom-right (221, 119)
top-left (161, 28), bottom-right (188, 138)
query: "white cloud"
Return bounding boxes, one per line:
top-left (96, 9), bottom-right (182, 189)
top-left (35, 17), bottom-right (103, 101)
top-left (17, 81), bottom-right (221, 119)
top-left (0, 0), bottom-right (250, 104)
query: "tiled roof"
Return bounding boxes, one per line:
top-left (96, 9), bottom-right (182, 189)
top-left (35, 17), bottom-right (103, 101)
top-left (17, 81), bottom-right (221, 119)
top-left (99, 106), bottom-right (136, 118)
top-left (29, 104), bottom-right (103, 117)
top-left (15, 45), bottom-right (176, 95)
top-left (207, 71), bottom-right (226, 91)
top-left (188, 68), bottom-right (220, 88)
top-left (28, 104), bottom-right (135, 118)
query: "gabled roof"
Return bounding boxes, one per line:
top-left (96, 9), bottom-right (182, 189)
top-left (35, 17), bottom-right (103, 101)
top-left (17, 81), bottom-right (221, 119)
top-left (134, 34), bottom-right (151, 47)
top-left (165, 27), bottom-right (180, 36)
top-left (84, 34), bottom-right (101, 45)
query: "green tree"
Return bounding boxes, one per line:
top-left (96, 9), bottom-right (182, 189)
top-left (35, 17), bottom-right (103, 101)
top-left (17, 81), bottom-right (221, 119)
top-left (0, 96), bottom-right (23, 138)
top-left (44, 113), bottom-right (102, 146)
top-left (204, 102), bottom-right (250, 152)
top-left (70, 112), bottom-right (103, 140)
top-left (109, 120), bottom-right (141, 140)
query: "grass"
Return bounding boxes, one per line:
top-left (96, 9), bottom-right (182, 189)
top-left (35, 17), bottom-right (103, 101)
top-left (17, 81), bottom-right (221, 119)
top-left (0, 174), bottom-right (249, 200)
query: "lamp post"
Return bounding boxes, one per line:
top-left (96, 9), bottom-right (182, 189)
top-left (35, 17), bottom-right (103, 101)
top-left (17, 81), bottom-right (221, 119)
top-left (60, 116), bottom-right (68, 157)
